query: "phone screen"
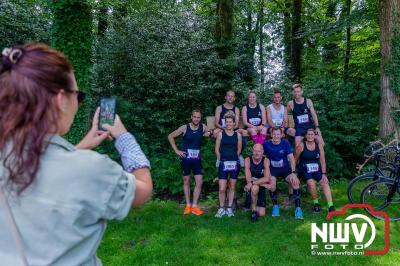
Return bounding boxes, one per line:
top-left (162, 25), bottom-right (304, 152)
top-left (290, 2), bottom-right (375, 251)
top-left (99, 98), bottom-right (116, 131)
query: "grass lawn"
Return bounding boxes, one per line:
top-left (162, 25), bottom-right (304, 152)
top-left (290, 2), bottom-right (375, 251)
top-left (98, 180), bottom-right (400, 266)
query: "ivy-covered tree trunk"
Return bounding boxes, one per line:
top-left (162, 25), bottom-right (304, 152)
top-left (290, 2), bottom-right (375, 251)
top-left (50, 0), bottom-right (93, 143)
top-left (379, 0), bottom-right (400, 138)
top-left (215, 0), bottom-right (235, 97)
top-left (291, 0), bottom-right (302, 82)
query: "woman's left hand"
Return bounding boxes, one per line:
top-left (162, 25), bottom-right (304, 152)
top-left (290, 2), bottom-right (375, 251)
top-left (76, 107), bottom-right (111, 150)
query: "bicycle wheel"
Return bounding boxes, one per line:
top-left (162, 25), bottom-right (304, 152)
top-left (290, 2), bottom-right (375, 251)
top-left (361, 180), bottom-right (400, 221)
top-left (347, 173), bottom-right (378, 203)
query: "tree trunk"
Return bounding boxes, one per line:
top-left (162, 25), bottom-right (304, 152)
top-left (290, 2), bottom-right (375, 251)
top-left (214, 0), bottom-right (235, 97)
top-left (343, 0), bottom-right (351, 81)
top-left (291, 0), bottom-right (302, 82)
top-left (283, 0), bottom-right (292, 76)
top-left (379, 0), bottom-right (400, 138)
top-left (259, 0), bottom-right (265, 87)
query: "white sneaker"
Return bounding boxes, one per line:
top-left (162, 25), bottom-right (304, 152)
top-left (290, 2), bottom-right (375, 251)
top-left (226, 207), bottom-right (234, 217)
top-left (239, 155), bottom-right (244, 167)
top-left (215, 207), bottom-right (226, 218)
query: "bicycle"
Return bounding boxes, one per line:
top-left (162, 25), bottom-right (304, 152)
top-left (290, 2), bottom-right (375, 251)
top-left (347, 140), bottom-right (398, 203)
top-left (360, 153), bottom-right (400, 221)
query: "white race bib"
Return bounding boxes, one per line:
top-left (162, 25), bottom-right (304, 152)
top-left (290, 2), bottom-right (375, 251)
top-left (297, 114), bottom-right (309, 124)
top-left (271, 160), bottom-right (284, 168)
top-left (249, 117), bottom-right (261, 126)
top-left (223, 161), bottom-right (237, 171)
top-left (272, 119), bottom-right (283, 127)
top-left (306, 163), bottom-right (319, 173)
top-left (187, 149), bottom-right (200, 159)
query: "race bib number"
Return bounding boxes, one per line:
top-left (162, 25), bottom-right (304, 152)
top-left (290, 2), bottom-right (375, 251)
top-left (249, 118), bottom-right (261, 126)
top-left (297, 114), bottom-right (310, 124)
top-left (223, 161), bottom-right (237, 171)
top-left (272, 119), bottom-right (283, 127)
top-left (221, 118), bottom-right (226, 128)
top-left (187, 149), bottom-right (200, 159)
top-left (271, 160), bottom-right (284, 168)
top-left (306, 163), bottom-right (319, 173)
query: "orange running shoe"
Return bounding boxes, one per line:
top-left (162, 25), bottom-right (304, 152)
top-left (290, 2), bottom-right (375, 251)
top-left (184, 205), bottom-right (191, 215)
top-left (191, 206), bottom-right (203, 216)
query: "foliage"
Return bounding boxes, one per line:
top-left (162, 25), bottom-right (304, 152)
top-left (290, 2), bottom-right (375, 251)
top-left (50, 0), bottom-right (94, 144)
top-left (0, 0), bottom-right (51, 49)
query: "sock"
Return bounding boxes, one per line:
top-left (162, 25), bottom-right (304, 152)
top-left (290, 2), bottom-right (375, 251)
top-left (269, 191), bottom-right (278, 205)
top-left (251, 134), bottom-right (258, 143)
top-left (293, 189), bottom-right (301, 208)
top-left (258, 133), bottom-right (267, 144)
top-left (313, 199), bottom-right (319, 204)
top-left (327, 201), bottom-right (334, 208)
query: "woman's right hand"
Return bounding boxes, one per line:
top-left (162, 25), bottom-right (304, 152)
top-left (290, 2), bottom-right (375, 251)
top-left (175, 150), bottom-right (186, 158)
top-left (102, 115), bottom-right (128, 139)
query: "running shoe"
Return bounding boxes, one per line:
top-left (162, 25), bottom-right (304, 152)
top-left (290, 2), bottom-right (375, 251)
top-left (184, 205), bottom-right (191, 215)
top-left (191, 206), bottom-right (203, 216)
top-left (226, 207), bottom-right (235, 217)
top-left (251, 211), bottom-right (258, 222)
top-left (328, 206), bottom-right (336, 213)
top-left (215, 207), bottom-right (226, 218)
top-left (295, 207), bottom-right (304, 219)
top-left (272, 204), bottom-right (280, 217)
top-left (313, 203), bottom-right (321, 213)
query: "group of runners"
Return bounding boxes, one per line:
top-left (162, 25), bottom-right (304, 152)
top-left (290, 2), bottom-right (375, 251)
top-left (168, 83), bottom-right (335, 222)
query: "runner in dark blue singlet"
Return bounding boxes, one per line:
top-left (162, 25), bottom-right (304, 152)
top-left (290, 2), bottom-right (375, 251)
top-left (168, 110), bottom-right (211, 216)
top-left (215, 114), bottom-right (242, 218)
top-left (244, 144), bottom-right (271, 222)
top-left (295, 128), bottom-right (335, 213)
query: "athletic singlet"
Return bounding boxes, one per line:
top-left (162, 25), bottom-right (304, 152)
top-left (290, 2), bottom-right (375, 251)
top-left (292, 97), bottom-right (314, 128)
top-left (220, 131), bottom-right (238, 161)
top-left (219, 104), bottom-right (236, 128)
top-left (246, 103), bottom-right (262, 126)
top-left (268, 104), bottom-right (285, 127)
top-left (299, 142), bottom-right (321, 173)
top-left (181, 124), bottom-right (203, 159)
top-left (250, 157), bottom-right (265, 179)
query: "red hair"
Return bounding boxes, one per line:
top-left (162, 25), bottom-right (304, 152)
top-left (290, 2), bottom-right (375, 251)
top-left (0, 43), bottom-right (74, 193)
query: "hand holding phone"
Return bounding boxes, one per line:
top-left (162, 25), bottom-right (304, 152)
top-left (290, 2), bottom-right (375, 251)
top-left (99, 98), bottom-right (116, 131)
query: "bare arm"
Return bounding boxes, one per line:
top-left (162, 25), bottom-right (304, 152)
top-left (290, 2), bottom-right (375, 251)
top-left (235, 107), bottom-right (240, 129)
top-left (254, 158), bottom-right (271, 185)
top-left (308, 99), bottom-right (319, 127)
top-left (167, 125), bottom-right (186, 157)
top-left (266, 105), bottom-right (274, 127)
top-left (288, 153), bottom-right (296, 172)
top-left (286, 100), bottom-right (293, 114)
top-left (319, 143), bottom-right (327, 174)
top-left (294, 143), bottom-right (304, 164)
top-left (244, 158), bottom-right (252, 183)
top-left (131, 168), bottom-right (153, 207)
top-left (242, 106), bottom-right (253, 128)
top-left (237, 132), bottom-right (242, 156)
top-left (260, 104), bottom-right (267, 126)
top-left (215, 132), bottom-right (222, 160)
top-left (283, 105), bottom-right (289, 128)
top-left (214, 106), bottom-right (224, 129)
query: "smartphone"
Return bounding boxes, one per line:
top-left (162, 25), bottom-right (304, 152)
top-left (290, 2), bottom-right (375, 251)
top-left (99, 98), bottom-right (116, 131)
